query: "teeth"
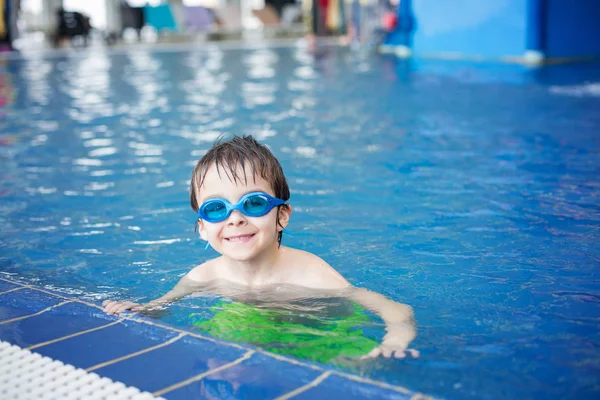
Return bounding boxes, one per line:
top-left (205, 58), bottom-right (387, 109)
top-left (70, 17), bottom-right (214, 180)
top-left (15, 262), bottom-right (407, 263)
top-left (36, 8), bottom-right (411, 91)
top-left (228, 235), bottom-right (252, 242)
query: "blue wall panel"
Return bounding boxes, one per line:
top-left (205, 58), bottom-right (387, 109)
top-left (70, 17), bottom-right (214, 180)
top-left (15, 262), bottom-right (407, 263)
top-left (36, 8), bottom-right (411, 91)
top-left (411, 0), bottom-right (527, 58)
top-left (545, 0), bottom-right (600, 58)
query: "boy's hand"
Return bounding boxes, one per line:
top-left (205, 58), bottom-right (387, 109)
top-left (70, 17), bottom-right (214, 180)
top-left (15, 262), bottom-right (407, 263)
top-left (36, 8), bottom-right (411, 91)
top-left (362, 325), bottom-right (420, 359)
top-left (363, 344), bottom-right (420, 359)
top-left (102, 300), bottom-right (143, 315)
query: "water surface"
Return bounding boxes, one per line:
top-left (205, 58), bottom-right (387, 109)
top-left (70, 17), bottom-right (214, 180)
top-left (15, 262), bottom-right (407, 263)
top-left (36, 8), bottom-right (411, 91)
top-left (1, 46), bottom-right (599, 399)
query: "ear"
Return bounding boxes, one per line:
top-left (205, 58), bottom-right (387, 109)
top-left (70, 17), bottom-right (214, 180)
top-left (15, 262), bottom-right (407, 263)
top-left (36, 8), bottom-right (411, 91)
top-left (198, 219), bottom-right (208, 241)
top-left (277, 204), bottom-right (292, 231)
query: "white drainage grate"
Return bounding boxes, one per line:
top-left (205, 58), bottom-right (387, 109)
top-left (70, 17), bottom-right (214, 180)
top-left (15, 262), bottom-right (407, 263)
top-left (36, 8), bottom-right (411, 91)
top-left (0, 340), bottom-right (163, 400)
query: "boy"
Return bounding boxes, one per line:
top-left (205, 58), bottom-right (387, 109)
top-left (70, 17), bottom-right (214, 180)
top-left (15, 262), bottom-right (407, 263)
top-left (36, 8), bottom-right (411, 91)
top-left (103, 135), bottom-right (418, 359)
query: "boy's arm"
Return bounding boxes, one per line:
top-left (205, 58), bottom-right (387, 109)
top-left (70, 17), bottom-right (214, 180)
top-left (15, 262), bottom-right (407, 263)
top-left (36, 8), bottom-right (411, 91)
top-left (305, 257), bottom-right (418, 358)
top-left (346, 287), bottom-right (419, 359)
top-left (145, 275), bottom-right (199, 305)
top-left (292, 253), bottom-right (418, 358)
top-left (103, 273), bottom-right (204, 315)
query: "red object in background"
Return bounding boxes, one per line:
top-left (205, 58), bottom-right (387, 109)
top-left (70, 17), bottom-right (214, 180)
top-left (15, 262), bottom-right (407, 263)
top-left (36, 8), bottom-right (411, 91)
top-left (382, 11), bottom-right (398, 32)
top-left (318, 0), bottom-right (329, 33)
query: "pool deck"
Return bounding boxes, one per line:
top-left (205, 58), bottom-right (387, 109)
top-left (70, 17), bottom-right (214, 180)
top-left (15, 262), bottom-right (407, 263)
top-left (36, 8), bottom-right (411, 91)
top-left (0, 277), bottom-right (430, 399)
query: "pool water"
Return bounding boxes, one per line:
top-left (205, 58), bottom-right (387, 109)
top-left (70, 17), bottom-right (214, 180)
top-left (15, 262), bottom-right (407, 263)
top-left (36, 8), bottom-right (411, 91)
top-left (1, 45), bottom-right (599, 399)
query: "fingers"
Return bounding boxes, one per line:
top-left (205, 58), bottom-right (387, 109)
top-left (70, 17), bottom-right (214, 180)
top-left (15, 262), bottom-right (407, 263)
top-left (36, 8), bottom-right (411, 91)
top-left (392, 348), bottom-right (420, 359)
top-left (102, 300), bottom-right (119, 314)
top-left (104, 301), bottom-right (120, 315)
top-left (102, 300), bottom-right (139, 315)
top-left (406, 349), bottom-right (420, 358)
top-left (367, 347), bottom-right (382, 358)
top-left (361, 347), bottom-right (382, 359)
top-left (362, 347), bottom-right (420, 360)
top-left (115, 302), bottom-right (136, 315)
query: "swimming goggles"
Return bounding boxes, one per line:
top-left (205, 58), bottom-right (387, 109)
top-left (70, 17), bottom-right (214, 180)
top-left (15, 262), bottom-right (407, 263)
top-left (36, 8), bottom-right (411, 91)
top-left (197, 192), bottom-right (285, 223)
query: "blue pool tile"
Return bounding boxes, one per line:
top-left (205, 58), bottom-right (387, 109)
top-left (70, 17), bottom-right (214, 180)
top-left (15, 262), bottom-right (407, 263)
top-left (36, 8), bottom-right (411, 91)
top-left (294, 374), bottom-right (414, 400)
top-left (0, 280), bottom-right (21, 293)
top-left (0, 301), bottom-right (118, 348)
top-left (94, 335), bottom-right (246, 393)
top-left (0, 288), bottom-right (64, 322)
top-left (164, 353), bottom-right (323, 400)
top-left (36, 320), bottom-right (181, 369)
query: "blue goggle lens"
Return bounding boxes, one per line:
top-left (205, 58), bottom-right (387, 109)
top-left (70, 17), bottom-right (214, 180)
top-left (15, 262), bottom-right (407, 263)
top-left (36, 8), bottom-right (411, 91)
top-left (244, 195), bottom-right (269, 215)
top-left (203, 201), bottom-right (227, 220)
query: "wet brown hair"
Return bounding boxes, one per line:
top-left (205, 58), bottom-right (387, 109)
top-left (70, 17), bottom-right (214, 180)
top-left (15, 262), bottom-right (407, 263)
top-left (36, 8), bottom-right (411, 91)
top-left (190, 135), bottom-right (290, 244)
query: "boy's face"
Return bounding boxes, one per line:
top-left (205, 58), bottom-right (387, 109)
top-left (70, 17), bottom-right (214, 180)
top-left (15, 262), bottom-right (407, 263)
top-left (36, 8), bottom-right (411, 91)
top-left (196, 162), bottom-right (291, 262)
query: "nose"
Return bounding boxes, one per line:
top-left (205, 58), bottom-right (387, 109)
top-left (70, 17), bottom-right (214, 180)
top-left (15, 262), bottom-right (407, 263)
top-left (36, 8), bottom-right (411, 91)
top-left (226, 210), bottom-right (247, 226)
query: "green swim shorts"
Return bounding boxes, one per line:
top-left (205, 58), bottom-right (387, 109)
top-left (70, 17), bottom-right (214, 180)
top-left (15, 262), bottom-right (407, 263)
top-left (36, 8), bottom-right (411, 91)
top-left (191, 301), bottom-right (378, 363)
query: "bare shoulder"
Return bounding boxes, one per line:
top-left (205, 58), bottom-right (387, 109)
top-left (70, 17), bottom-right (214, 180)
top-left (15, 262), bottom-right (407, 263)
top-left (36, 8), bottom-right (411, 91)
top-left (185, 257), bottom-right (222, 283)
top-left (281, 247), bottom-right (350, 290)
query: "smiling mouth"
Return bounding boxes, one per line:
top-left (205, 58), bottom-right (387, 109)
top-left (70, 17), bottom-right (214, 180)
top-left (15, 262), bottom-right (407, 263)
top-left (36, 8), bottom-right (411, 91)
top-left (225, 234), bottom-right (255, 242)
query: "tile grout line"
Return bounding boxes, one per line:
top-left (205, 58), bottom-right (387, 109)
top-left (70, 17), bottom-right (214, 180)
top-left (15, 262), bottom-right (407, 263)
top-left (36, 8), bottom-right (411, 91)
top-left (17, 285), bottom-right (103, 308)
top-left (86, 332), bottom-right (188, 372)
top-left (332, 370), bottom-right (413, 395)
top-left (117, 313), bottom-right (250, 350)
top-left (410, 394), bottom-right (435, 400)
top-left (27, 319), bottom-right (125, 350)
top-left (0, 278), bottom-right (32, 290)
top-left (153, 349), bottom-right (255, 397)
top-left (0, 277), bottom-right (29, 285)
top-left (0, 301), bottom-right (72, 325)
top-left (255, 348), bottom-right (323, 371)
top-left (0, 277), bottom-right (425, 397)
top-left (275, 371), bottom-right (332, 400)
top-left (0, 287), bottom-right (26, 296)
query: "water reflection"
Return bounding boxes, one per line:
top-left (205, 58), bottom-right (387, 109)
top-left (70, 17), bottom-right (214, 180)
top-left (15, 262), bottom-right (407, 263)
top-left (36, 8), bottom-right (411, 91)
top-left (63, 53), bottom-right (113, 122)
top-left (243, 49), bottom-right (278, 80)
top-left (21, 58), bottom-right (52, 106)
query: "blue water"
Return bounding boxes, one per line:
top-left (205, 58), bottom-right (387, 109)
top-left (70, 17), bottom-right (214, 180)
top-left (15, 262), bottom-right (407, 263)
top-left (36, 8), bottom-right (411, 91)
top-left (1, 45), bottom-right (599, 399)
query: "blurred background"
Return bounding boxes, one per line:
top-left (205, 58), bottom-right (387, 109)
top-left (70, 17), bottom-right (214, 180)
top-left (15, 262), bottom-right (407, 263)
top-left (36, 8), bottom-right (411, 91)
top-left (8, 0), bottom-right (312, 52)
top-left (2, 0), bottom-right (598, 64)
top-left (1, 2), bottom-right (600, 400)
